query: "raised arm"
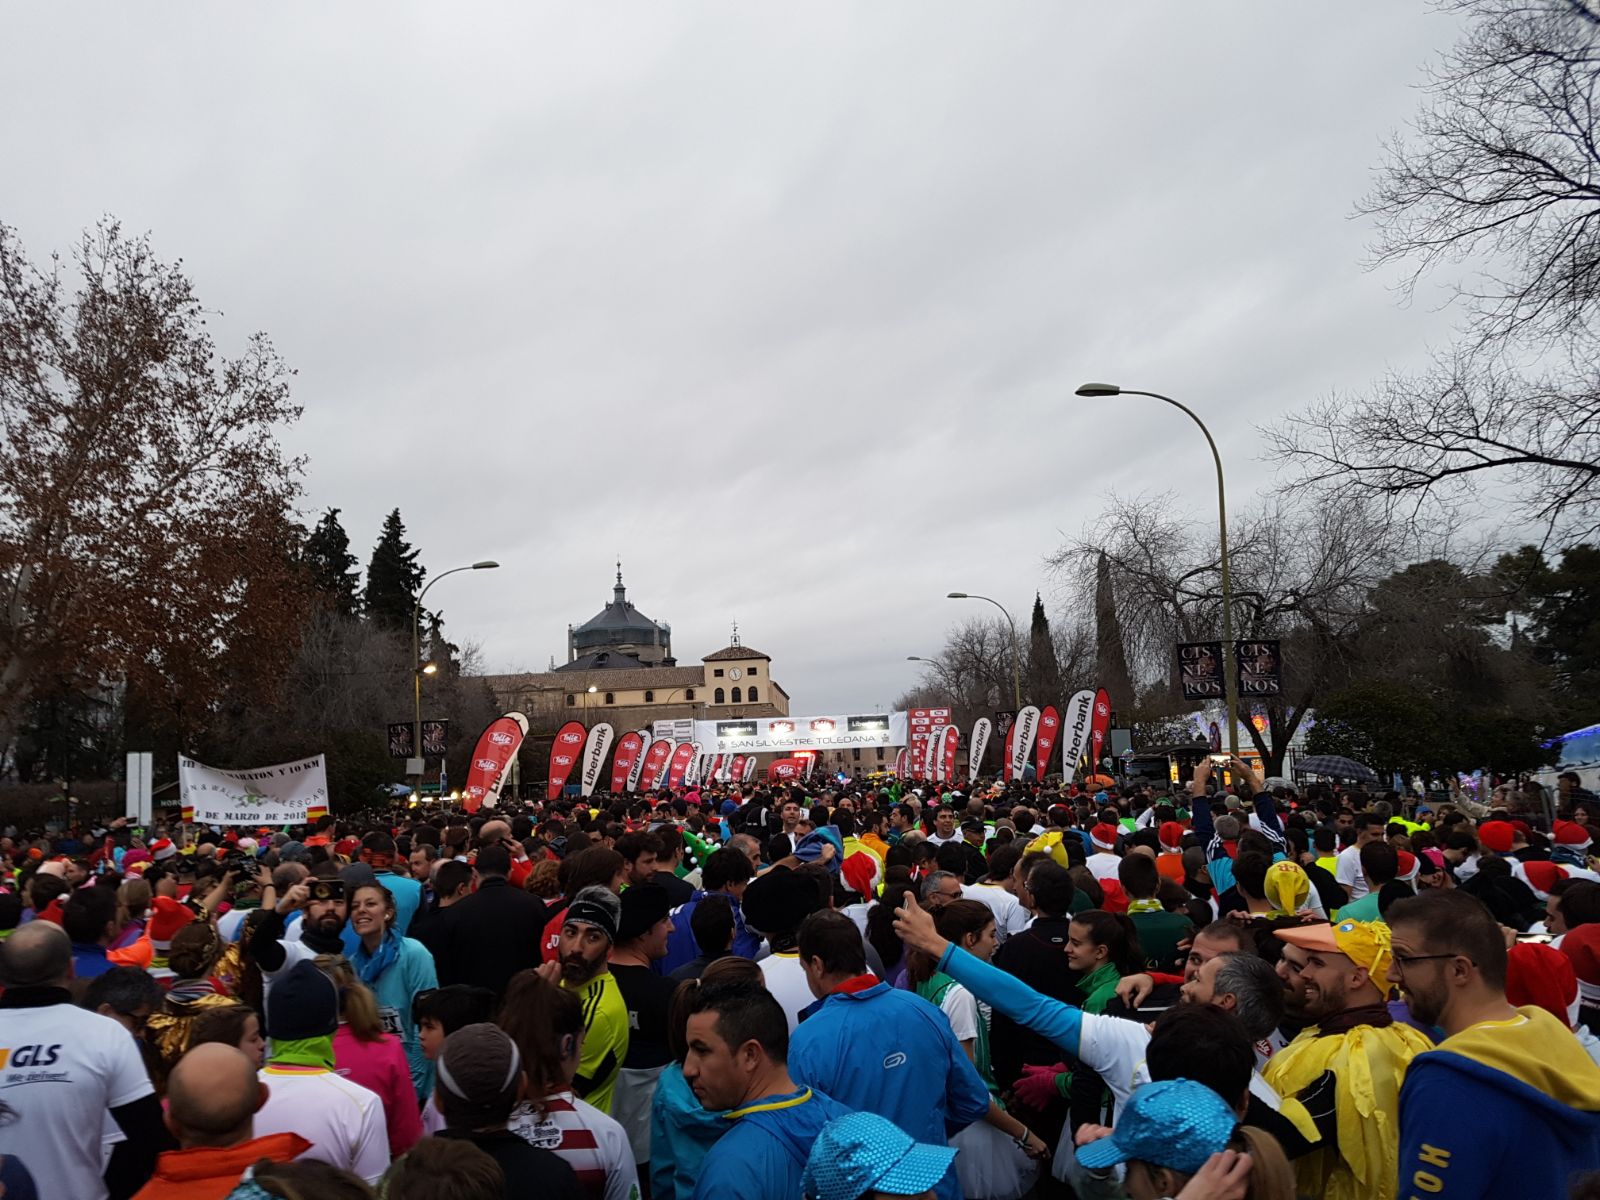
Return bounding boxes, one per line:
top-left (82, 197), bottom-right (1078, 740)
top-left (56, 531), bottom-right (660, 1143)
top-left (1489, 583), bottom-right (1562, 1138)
top-left (1233, 756), bottom-right (1285, 846)
top-left (894, 893), bottom-right (1082, 1058)
top-left (1190, 760), bottom-right (1216, 843)
top-left (936, 943), bottom-right (1084, 1060)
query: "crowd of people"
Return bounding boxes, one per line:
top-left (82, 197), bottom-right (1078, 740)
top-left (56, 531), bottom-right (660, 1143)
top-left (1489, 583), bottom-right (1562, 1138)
top-left (3, 757), bottom-right (1600, 1199)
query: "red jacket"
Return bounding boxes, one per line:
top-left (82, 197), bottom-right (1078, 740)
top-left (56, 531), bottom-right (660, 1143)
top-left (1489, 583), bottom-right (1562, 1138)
top-left (132, 1132), bottom-right (310, 1200)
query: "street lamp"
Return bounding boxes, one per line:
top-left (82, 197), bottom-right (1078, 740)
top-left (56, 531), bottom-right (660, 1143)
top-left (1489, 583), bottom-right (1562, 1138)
top-left (583, 684), bottom-right (598, 728)
top-left (947, 592), bottom-right (1022, 710)
top-left (1075, 382), bottom-right (1239, 756)
top-left (413, 561), bottom-right (500, 791)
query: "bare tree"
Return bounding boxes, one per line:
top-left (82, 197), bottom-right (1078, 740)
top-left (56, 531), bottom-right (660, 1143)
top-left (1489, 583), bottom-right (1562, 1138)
top-left (896, 612), bottom-right (1093, 738)
top-left (1269, 352), bottom-right (1600, 543)
top-left (1051, 492), bottom-right (1412, 773)
top-left (1363, 0), bottom-right (1600, 348)
top-left (1274, 1), bottom-right (1600, 543)
top-left (209, 607), bottom-right (500, 806)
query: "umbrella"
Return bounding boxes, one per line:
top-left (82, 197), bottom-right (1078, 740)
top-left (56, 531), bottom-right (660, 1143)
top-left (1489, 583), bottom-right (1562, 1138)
top-left (1291, 755), bottom-right (1379, 785)
top-left (1262, 775), bottom-right (1296, 792)
top-left (1082, 773), bottom-right (1118, 790)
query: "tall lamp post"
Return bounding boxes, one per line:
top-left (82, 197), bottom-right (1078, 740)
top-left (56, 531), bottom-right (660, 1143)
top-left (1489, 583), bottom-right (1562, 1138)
top-left (947, 592), bottom-right (1022, 711)
top-left (583, 684), bottom-right (598, 727)
top-left (413, 560), bottom-right (500, 793)
top-left (1075, 382), bottom-right (1239, 757)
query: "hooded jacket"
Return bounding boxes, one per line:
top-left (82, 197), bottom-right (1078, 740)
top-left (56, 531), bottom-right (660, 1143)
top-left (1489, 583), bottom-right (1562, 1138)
top-left (1398, 1005), bottom-right (1600, 1200)
top-left (691, 1085), bottom-right (851, 1200)
top-left (788, 981), bottom-right (990, 1200)
top-left (651, 1063), bottom-right (728, 1200)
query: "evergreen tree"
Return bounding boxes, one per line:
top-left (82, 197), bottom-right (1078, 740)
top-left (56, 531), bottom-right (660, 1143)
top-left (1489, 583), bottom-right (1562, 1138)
top-left (1095, 552), bottom-right (1135, 717)
top-left (302, 508), bottom-right (362, 617)
top-left (1025, 593), bottom-right (1062, 707)
top-left (425, 610), bottom-right (460, 676)
top-left (364, 509), bottom-right (425, 632)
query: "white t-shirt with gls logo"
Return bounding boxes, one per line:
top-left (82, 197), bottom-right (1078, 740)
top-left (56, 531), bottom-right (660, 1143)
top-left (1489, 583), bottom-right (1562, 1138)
top-left (0, 1003), bottom-right (154, 1200)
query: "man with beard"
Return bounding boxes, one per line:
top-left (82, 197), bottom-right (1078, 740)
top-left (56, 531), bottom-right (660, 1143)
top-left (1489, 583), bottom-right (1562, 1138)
top-left (1387, 890), bottom-right (1600, 1200)
top-left (891, 893), bottom-right (1309, 1169)
top-left (537, 884), bottom-right (629, 1115)
top-left (250, 878), bottom-right (350, 1001)
top-left (1267, 920), bottom-right (1434, 1200)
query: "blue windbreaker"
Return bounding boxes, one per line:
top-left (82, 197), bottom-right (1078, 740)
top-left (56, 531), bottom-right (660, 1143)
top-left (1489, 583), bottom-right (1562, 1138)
top-left (692, 1085), bottom-right (852, 1200)
top-left (788, 981), bottom-right (990, 1200)
top-left (660, 889), bottom-right (762, 974)
top-left (651, 1063), bottom-right (728, 1200)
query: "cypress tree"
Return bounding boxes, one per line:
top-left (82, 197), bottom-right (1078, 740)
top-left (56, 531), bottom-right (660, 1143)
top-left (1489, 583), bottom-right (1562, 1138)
top-left (1026, 593), bottom-right (1062, 706)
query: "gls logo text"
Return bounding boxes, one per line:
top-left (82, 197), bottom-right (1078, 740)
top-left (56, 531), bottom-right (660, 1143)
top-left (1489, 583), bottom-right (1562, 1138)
top-left (0, 1044), bottom-right (62, 1069)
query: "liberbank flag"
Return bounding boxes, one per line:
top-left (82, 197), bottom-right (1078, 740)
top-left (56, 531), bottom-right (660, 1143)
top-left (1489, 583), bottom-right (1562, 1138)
top-left (180, 754), bottom-right (329, 825)
top-left (696, 712), bottom-right (910, 755)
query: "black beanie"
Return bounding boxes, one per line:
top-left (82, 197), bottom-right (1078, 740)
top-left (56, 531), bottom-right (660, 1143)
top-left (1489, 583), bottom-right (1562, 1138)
top-left (265, 959), bottom-right (339, 1041)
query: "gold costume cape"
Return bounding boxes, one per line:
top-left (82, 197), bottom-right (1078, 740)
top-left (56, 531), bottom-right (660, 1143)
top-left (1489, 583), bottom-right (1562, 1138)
top-left (1262, 1019), bottom-right (1434, 1200)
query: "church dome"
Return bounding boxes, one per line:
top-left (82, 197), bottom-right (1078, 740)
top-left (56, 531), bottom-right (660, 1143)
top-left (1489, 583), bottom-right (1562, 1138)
top-left (569, 566), bottom-right (672, 663)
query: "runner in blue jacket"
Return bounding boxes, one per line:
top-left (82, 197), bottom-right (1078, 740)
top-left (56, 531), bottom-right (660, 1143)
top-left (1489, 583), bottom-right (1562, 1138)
top-left (684, 978), bottom-right (851, 1200)
top-left (694, 1084), bottom-right (852, 1200)
top-left (788, 915), bottom-right (991, 1200)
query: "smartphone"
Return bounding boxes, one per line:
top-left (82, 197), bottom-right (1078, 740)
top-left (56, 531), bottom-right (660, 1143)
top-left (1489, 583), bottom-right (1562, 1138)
top-left (1208, 754), bottom-right (1230, 765)
top-left (308, 879), bottom-right (346, 903)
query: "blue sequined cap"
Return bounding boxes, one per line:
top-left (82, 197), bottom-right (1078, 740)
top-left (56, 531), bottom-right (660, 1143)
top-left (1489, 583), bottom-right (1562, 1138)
top-left (1076, 1078), bottom-right (1238, 1176)
top-left (802, 1110), bottom-right (958, 1200)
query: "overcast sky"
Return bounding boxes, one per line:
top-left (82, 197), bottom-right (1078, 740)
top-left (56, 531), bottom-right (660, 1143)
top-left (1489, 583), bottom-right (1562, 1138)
top-left (3, 4), bottom-right (1467, 714)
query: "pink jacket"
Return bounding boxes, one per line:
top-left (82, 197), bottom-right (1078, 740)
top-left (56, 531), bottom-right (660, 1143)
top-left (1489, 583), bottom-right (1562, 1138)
top-left (333, 1025), bottom-right (423, 1156)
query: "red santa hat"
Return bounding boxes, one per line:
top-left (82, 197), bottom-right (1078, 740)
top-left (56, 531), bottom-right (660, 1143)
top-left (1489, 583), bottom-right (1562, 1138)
top-left (1158, 821), bottom-right (1185, 853)
top-left (1091, 823), bottom-right (1119, 852)
top-left (1507, 941), bottom-right (1581, 1029)
top-left (148, 895), bottom-right (195, 948)
top-left (840, 852), bottom-right (878, 902)
top-left (150, 837), bottom-right (177, 862)
top-left (1554, 821), bottom-right (1592, 850)
top-left (1561, 922), bottom-right (1600, 1011)
top-left (1395, 851), bottom-right (1419, 884)
top-left (1522, 860), bottom-right (1568, 899)
top-left (1097, 878), bottom-right (1129, 914)
top-left (1478, 822), bottom-right (1515, 854)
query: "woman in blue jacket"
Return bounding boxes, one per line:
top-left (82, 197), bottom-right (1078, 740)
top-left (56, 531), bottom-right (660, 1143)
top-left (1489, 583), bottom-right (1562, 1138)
top-left (347, 881), bottom-right (438, 1102)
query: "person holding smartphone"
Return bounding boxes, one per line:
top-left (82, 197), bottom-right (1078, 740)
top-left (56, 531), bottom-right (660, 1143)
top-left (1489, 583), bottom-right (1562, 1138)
top-left (1191, 757), bottom-right (1286, 900)
top-left (249, 878), bottom-right (350, 1005)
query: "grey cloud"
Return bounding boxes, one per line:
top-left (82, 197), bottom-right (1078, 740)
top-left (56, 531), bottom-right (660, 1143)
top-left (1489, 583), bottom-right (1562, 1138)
top-left (2, 2), bottom-right (1465, 714)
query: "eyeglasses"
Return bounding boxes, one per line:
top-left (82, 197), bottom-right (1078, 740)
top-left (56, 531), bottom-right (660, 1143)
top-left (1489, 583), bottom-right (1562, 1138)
top-left (1390, 951), bottom-right (1469, 971)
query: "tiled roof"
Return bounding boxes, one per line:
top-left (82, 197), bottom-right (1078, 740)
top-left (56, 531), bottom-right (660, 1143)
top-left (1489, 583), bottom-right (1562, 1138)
top-left (483, 666), bottom-right (707, 693)
top-left (702, 645), bottom-right (770, 662)
top-left (551, 651), bottom-right (646, 673)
